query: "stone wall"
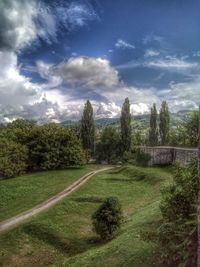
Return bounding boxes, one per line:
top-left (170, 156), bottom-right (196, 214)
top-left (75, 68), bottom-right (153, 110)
top-left (141, 146), bottom-right (198, 167)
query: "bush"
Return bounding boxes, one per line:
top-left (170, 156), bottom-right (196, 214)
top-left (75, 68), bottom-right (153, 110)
top-left (92, 197), bottom-right (123, 240)
top-left (0, 138), bottom-right (28, 178)
top-left (158, 158), bottom-right (198, 267)
top-left (95, 126), bottom-right (120, 163)
top-left (28, 124), bottom-right (85, 170)
top-left (134, 148), bottom-right (151, 166)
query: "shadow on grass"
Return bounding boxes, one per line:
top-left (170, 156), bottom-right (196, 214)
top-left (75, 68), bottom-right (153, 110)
top-left (107, 166), bottom-right (127, 175)
top-left (105, 177), bottom-right (134, 183)
top-left (23, 224), bottom-right (99, 256)
top-left (71, 196), bottom-right (104, 203)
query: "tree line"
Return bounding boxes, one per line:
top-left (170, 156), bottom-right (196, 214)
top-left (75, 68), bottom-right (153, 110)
top-left (0, 98), bottom-right (198, 178)
top-left (0, 121), bottom-right (85, 178)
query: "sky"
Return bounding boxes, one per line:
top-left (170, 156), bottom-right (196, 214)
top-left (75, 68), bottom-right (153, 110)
top-left (0, 0), bottom-right (200, 123)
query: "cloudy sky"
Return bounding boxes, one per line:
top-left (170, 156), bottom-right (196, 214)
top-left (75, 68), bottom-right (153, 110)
top-left (0, 0), bottom-right (200, 123)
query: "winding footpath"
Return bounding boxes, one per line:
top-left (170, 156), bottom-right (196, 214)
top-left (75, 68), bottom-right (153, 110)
top-left (0, 166), bottom-right (115, 234)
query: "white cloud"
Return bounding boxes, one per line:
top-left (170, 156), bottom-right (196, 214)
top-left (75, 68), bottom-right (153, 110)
top-left (144, 49), bottom-right (160, 57)
top-left (0, 0), bottom-right (99, 52)
top-left (0, 46), bottom-right (199, 122)
top-left (57, 1), bottom-right (99, 29)
top-left (0, 51), bottom-right (40, 107)
top-left (95, 102), bottom-right (121, 118)
top-left (130, 103), bottom-right (149, 114)
top-left (0, 0), bottom-right (39, 51)
top-left (117, 55), bottom-right (199, 74)
top-left (142, 33), bottom-right (163, 44)
top-left (54, 57), bottom-right (120, 89)
top-left (115, 39), bottom-right (135, 50)
top-left (146, 56), bottom-right (198, 70)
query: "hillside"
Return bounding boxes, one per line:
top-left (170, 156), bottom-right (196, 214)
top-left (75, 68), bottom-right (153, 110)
top-left (61, 110), bottom-right (193, 130)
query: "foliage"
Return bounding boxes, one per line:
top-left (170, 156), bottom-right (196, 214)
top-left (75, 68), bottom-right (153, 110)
top-left (159, 101), bottom-right (170, 145)
top-left (159, 158), bottom-right (198, 267)
top-left (27, 124), bottom-right (85, 170)
top-left (122, 150), bottom-right (134, 163)
top-left (0, 120), bottom-right (85, 176)
top-left (169, 111), bottom-right (199, 147)
top-left (185, 111), bottom-right (199, 147)
top-left (95, 126), bottom-right (120, 163)
top-left (92, 197), bottom-right (123, 240)
top-left (80, 100), bottom-right (95, 156)
top-left (134, 148), bottom-right (151, 166)
top-left (0, 119), bottom-right (35, 145)
top-left (169, 125), bottom-right (188, 147)
top-left (149, 103), bottom-right (158, 146)
top-left (120, 97), bottom-right (132, 153)
top-left (0, 138), bottom-right (28, 178)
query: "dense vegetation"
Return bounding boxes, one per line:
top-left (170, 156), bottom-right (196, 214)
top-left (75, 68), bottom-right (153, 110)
top-left (158, 159), bottom-right (198, 267)
top-left (0, 121), bottom-right (85, 178)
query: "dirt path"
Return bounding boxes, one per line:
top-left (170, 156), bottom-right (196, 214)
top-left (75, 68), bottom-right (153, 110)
top-left (0, 166), bottom-right (116, 233)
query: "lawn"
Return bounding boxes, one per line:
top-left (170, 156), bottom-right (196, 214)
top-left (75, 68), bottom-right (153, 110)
top-left (0, 165), bottom-right (173, 267)
top-left (0, 165), bottom-right (98, 221)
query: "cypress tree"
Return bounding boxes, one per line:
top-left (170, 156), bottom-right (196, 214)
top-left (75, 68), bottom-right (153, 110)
top-left (80, 100), bottom-right (95, 155)
top-left (149, 103), bottom-right (158, 146)
top-left (159, 101), bottom-right (170, 145)
top-left (120, 97), bottom-right (132, 152)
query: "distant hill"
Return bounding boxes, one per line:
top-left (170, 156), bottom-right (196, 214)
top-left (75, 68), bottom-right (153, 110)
top-left (60, 110), bottom-right (193, 130)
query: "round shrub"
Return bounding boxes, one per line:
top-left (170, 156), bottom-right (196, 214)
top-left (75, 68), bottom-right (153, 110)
top-left (92, 197), bottom-right (123, 241)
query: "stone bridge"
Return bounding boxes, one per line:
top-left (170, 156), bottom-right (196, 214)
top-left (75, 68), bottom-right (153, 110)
top-left (140, 146), bottom-right (198, 167)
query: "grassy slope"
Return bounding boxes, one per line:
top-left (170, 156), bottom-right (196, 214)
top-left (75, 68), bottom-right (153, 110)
top-left (0, 165), bottom-right (97, 221)
top-left (0, 165), bottom-right (173, 267)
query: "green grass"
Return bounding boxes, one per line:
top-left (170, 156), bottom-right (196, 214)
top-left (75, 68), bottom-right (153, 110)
top-left (0, 165), bottom-right (173, 267)
top-left (0, 165), bottom-right (98, 221)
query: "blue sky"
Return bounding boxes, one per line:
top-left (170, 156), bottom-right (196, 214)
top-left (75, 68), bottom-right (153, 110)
top-left (0, 0), bottom-right (200, 122)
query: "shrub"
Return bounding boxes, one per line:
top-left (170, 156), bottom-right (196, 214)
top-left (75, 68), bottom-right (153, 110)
top-left (134, 148), bottom-right (151, 166)
top-left (158, 158), bottom-right (198, 267)
top-left (92, 197), bottom-right (123, 240)
top-left (122, 150), bottom-right (134, 163)
top-left (0, 138), bottom-right (28, 178)
top-left (95, 126), bottom-right (120, 163)
top-left (28, 124), bottom-right (85, 170)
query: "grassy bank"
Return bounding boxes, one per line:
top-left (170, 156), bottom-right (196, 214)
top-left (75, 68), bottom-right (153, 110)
top-left (0, 165), bottom-right (98, 221)
top-left (0, 165), bottom-right (173, 267)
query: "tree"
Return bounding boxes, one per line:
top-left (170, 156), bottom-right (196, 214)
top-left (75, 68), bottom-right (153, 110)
top-left (149, 103), bottom-right (158, 146)
top-left (120, 98), bottom-right (132, 152)
top-left (185, 111), bottom-right (199, 147)
top-left (92, 197), bottom-right (123, 240)
top-left (159, 101), bottom-right (170, 145)
top-left (0, 119), bottom-right (35, 145)
top-left (28, 124), bottom-right (85, 170)
top-left (80, 100), bottom-right (95, 156)
top-left (159, 159), bottom-right (198, 266)
top-left (96, 126), bottom-right (120, 163)
top-left (0, 138), bottom-right (28, 178)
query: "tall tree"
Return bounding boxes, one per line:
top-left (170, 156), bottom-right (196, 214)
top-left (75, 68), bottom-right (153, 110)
top-left (159, 101), bottom-right (170, 145)
top-left (149, 103), bottom-right (158, 146)
top-left (185, 111), bottom-right (199, 147)
top-left (80, 100), bottom-right (95, 155)
top-left (120, 97), bottom-right (132, 152)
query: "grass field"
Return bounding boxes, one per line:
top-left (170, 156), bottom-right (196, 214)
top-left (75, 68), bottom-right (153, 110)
top-left (0, 165), bottom-right (98, 221)
top-left (0, 165), bottom-right (173, 267)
